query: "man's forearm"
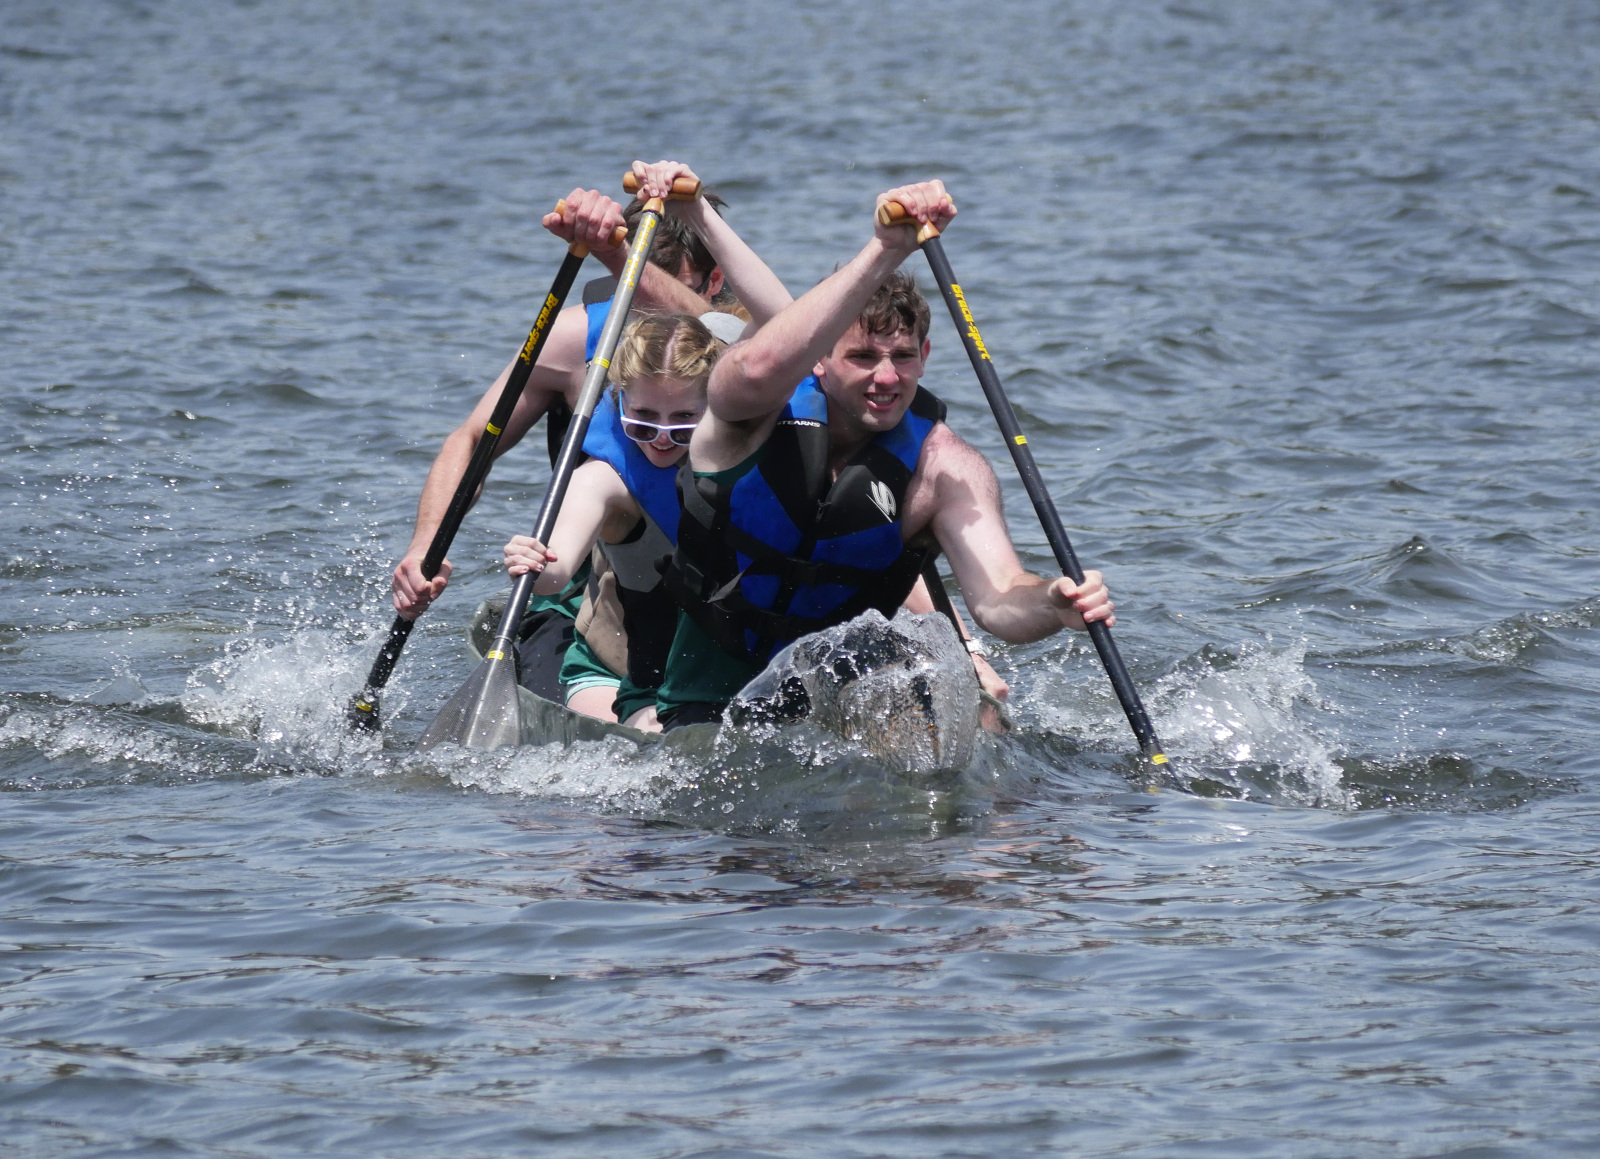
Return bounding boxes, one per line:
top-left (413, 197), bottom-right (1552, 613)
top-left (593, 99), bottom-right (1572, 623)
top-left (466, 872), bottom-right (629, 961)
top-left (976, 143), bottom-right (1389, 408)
top-left (970, 574), bottom-right (1066, 644)
top-left (713, 236), bottom-right (907, 421)
top-left (593, 244), bottom-right (707, 316)
top-left (404, 429), bottom-right (477, 559)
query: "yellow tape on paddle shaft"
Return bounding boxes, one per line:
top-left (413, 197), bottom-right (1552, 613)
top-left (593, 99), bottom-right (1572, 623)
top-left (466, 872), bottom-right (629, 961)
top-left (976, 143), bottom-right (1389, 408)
top-left (485, 649), bottom-right (506, 661)
top-left (1150, 753), bottom-right (1169, 765)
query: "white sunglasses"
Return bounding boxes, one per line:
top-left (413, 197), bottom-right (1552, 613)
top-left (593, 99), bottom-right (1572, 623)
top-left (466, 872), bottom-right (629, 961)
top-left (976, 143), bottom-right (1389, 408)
top-left (618, 391), bottom-right (699, 447)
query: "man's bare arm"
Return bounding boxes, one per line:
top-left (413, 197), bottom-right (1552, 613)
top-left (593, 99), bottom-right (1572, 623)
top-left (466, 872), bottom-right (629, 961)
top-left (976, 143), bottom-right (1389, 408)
top-left (706, 181), bottom-right (955, 426)
top-left (391, 305), bottom-right (587, 617)
top-left (544, 186), bottom-right (708, 317)
top-left (920, 426), bottom-right (1115, 644)
top-left (903, 574), bottom-right (1011, 701)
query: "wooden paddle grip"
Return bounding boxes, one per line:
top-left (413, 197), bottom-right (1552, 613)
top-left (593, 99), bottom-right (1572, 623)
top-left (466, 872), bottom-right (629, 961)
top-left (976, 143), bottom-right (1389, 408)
top-left (622, 172), bottom-right (702, 201)
top-left (877, 199), bottom-right (945, 243)
top-left (551, 199), bottom-right (628, 253)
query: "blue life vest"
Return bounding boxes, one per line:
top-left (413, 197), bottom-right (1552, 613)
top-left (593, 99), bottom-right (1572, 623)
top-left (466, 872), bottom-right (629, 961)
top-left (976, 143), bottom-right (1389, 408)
top-left (585, 297), bottom-right (612, 364)
top-left (538, 296), bottom-right (613, 469)
top-left (537, 293), bottom-right (613, 468)
top-left (668, 375), bottom-right (946, 664)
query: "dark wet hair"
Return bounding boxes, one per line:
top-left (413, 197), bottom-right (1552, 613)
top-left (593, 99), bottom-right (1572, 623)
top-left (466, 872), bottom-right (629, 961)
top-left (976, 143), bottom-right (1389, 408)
top-left (622, 190), bottom-right (728, 281)
top-left (857, 270), bottom-right (931, 343)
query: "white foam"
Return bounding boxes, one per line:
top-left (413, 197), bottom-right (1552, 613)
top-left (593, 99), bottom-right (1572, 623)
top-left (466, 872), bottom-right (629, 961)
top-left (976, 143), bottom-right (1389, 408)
top-left (1027, 636), bottom-right (1350, 807)
top-left (0, 702), bottom-right (234, 783)
top-left (1153, 640), bottom-right (1350, 806)
top-left (180, 626), bottom-right (390, 769)
top-left (422, 732), bottom-right (674, 808)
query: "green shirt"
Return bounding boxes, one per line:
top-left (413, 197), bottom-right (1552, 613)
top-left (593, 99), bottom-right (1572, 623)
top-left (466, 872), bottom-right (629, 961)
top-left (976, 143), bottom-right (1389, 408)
top-left (655, 612), bottom-right (762, 712)
top-left (655, 446), bottom-right (767, 712)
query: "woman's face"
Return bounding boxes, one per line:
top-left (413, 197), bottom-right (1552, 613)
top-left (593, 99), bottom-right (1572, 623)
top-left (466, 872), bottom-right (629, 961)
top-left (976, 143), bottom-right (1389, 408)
top-left (619, 375), bottom-right (706, 468)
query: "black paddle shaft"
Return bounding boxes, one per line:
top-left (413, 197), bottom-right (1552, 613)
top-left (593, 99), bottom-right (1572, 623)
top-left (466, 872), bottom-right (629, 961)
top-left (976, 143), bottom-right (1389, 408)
top-left (348, 244), bottom-right (590, 728)
top-left (916, 234), bottom-right (1169, 766)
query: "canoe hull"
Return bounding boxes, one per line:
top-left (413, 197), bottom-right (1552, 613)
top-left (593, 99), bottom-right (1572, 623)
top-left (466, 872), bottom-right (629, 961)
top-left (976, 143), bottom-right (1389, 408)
top-left (464, 598), bottom-right (990, 774)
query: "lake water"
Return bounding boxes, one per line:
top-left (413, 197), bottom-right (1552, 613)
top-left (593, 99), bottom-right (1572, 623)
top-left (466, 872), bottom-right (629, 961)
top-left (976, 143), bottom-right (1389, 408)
top-left (4, 1), bottom-right (1600, 1154)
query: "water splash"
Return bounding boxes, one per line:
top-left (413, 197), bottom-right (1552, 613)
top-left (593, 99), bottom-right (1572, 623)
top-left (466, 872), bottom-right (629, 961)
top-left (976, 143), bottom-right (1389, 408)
top-left (0, 694), bottom-right (255, 788)
top-left (1022, 636), bottom-right (1351, 807)
top-left (179, 626), bottom-right (389, 769)
top-left (83, 660), bottom-right (150, 706)
top-left (1441, 594), bottom-right (1600, 665)
top-left (413, 610), bottom-right (997, 836)
top-left (421, 732), bottom-right (666, 809)
top-left (730, 609), bottom-right (981, 777)
top-left (1152, 639), bottom-right (1351, 807)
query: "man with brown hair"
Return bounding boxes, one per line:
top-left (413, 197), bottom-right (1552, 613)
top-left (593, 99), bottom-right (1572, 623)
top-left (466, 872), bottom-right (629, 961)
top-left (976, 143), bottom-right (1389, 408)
top-left (656, 180), bottom-right (1116, 727)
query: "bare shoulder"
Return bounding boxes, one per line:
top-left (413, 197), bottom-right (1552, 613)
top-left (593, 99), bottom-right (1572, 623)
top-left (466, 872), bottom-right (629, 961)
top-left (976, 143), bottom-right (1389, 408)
top-left (920, 423), bottom-right (1000, 498)
top-left (534, 304), bottom-right (591, 384)
top-left (576, 456), bottom-right (630, 501)
top-left (903, 422), bottom-right (1001, 536)
top-left (690, 409), bottom-right (779, 475)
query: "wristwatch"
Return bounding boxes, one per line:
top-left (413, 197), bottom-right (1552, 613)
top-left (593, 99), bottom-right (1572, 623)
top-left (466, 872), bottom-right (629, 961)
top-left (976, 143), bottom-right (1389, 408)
top-left (963, 638), bottom-right (987, 658)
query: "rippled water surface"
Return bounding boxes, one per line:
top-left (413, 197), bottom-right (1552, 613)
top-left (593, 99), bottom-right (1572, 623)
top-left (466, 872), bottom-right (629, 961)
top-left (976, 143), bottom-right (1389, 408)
top-left (5, 1), bottom-right (1600, 1154)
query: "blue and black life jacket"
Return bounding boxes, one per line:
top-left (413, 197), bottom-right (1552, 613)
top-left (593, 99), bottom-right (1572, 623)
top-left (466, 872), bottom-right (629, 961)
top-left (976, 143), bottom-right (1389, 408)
top-left (578, 387), bottom-right (680, 688)
top-left (668, 375), bottom-right (946, 665)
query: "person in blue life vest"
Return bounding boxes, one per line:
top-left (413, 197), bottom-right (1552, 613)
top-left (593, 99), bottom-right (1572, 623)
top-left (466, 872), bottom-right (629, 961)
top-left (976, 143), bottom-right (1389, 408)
top-left (655, 180), bottom-right (1114, 729)
top-left (500, 165), bottom-right (1010, 733)
top-left (389, 162), bottom-right (745, 701)
top-left (501, 313), bottom-right (739, 732)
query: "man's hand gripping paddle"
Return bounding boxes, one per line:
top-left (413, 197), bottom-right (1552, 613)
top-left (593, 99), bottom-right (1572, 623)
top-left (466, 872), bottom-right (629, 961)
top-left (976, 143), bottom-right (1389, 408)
top-left (879, 199), bottom-right (1170, 769)
top-left (415, 174), bottom-right (700, 751)
top-left (345, 207), bottom-right (627, 733)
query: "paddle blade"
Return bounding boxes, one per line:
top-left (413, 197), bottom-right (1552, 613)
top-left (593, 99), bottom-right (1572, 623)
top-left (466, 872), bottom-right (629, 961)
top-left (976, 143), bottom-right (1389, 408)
top-left (415, 654), bottom-right (522, 752)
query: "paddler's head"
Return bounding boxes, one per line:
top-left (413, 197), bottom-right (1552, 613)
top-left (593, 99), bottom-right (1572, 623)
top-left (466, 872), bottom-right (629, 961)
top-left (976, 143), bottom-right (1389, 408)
top-left (610, 313), bottom-right (737, 468)
top-left (622, 191), bottom-right (728, 302)
top-left (814, 270), bottom-right (932, 443)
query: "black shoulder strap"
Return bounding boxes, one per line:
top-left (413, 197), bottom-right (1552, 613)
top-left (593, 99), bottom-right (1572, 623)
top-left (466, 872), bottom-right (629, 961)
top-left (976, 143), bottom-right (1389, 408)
top-left (760, 412), bottom-right (832, 533)
top-left (582, 275), bottom-right (618, 306)
top-left (909, 384), bottom-right (947, 424)
top-left (545, 398), bottom-right (572, 470)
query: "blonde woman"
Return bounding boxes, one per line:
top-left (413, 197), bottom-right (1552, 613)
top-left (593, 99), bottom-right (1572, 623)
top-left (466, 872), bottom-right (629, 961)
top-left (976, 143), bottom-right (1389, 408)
top-left (505, 313), bottom-right (742, 730)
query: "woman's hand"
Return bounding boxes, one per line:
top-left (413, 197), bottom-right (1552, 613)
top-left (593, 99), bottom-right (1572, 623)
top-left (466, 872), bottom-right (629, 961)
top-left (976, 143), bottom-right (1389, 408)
top-left (503, 534), bottom-right (556, 577)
